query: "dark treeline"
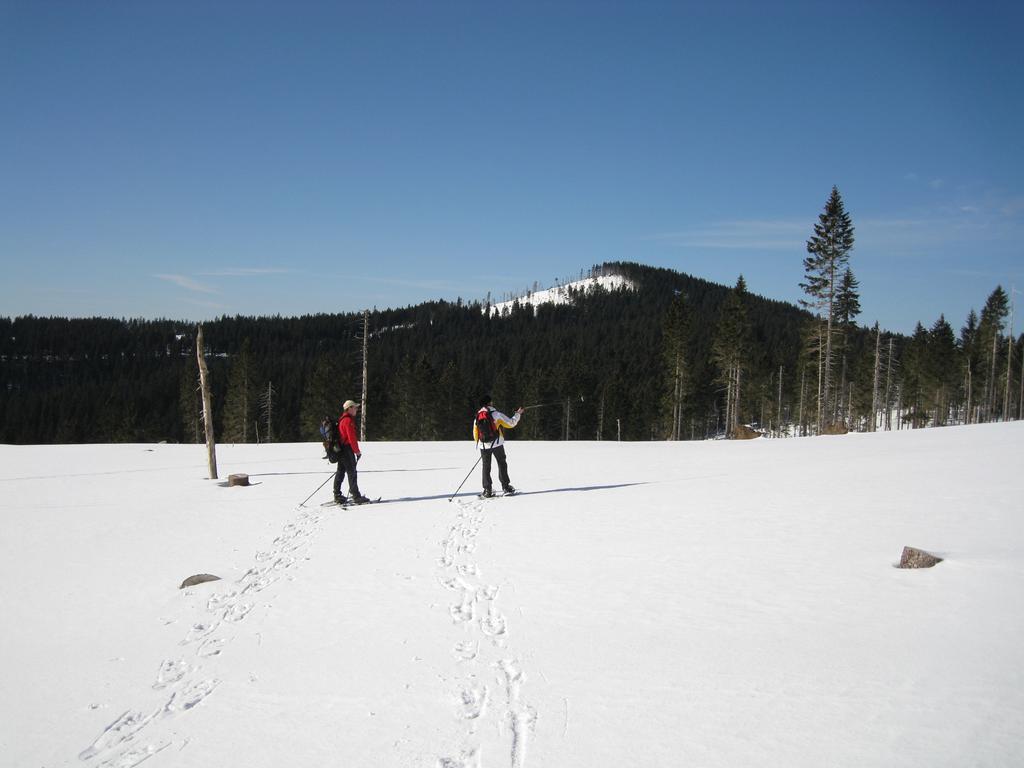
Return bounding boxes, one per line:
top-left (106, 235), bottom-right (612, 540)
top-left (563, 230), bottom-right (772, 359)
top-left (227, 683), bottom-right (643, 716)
top-left (2, 260), bottom-right (1020, 445)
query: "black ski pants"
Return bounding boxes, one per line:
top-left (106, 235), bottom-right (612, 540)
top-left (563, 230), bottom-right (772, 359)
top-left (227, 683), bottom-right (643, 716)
top-left (333, 445), bottom-right (362, 499)
top-left (480, 444), bottom-right (512, 493)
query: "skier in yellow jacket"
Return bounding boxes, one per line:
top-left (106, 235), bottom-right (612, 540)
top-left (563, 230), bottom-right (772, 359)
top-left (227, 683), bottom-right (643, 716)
top-left (473, 395), bottom-right (524, 497)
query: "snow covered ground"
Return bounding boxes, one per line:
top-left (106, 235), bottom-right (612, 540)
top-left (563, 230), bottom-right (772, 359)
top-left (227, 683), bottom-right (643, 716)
top-left (2, 423), bottom-right (1022, 767)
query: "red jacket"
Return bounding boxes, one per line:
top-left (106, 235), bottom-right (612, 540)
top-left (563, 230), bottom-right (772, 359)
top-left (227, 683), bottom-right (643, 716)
top-left (338, 413), bottom-right (361, 455)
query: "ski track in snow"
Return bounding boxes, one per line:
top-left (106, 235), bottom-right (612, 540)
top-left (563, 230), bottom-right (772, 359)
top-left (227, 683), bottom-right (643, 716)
top-left (76, 505), bottom-right (326, 765)
top-left (435, 498), bottom-right (536, 768)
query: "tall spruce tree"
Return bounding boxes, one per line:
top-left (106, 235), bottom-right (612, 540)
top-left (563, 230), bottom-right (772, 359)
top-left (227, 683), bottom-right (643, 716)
top-left (926, 315), bottom-right (958, 425)
top-left (978, 286), bottom-right (1009, 420)
top-left (960, 309), bottom-right (980, 423)
top-left (222, 338), bottom-right (255, 443)
top-left (800, 186), bottom-right (855, 430)
top-left (179, 354), bottom-right (202, 443)
top-left (833, 267), bottom-right (861, 424)
top-left (662, 291), bottom-right (693, 440)
top-left (711, 276), bottom-right (751, 436)
top-left (299, 353), bottom-right (344, 441)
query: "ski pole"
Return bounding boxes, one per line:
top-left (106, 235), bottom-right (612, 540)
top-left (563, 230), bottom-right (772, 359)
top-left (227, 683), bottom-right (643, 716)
top-left (522, 395), bottom-right (585, 411)
top-left (299, 471), bottom-right (335, 507)
top-left (448, 454), bottom-right (483, 502)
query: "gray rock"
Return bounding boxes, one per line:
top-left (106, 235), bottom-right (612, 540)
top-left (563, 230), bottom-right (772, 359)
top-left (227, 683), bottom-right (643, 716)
top-left (898, 547), bottom-right (943, 569)
top-left (228, 473), bottom-right (250, 487)
top-left (180, 573), bottom-right (221, 589)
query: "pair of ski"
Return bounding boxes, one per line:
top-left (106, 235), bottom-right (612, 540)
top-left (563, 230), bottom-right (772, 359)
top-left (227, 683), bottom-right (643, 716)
top-left (320, 496), bottom-right (383, 509)
top-left (478, 490), bottom-right (518, 500)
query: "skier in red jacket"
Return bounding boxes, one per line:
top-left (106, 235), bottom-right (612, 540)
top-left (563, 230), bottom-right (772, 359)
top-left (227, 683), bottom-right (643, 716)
top-left (333, 400), bottom-right (370, 505)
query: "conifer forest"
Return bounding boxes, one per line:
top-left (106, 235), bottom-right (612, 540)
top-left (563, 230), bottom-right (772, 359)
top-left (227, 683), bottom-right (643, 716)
top-left (2, 190), bottom-right (1021, 446)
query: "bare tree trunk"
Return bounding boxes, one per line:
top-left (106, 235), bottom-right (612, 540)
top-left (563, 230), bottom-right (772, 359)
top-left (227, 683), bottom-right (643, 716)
top-left (884, 338), bottom-right (894, 431)
top-left (798, 366), bottom-right (806, 437)
top-left (734, 365), bottom-right (742, 432)
top-left (196, 325), bottom-right (218, 480)
top-left (263, 382), bottom-right (274, 442)
top-left (816, 323), bottom-right (824, 432)
top-left (1004, 334), bottom-right (1013, 421)
top-left (360, 309), bottom-right (369, 442)
top-left (988, 330), bottom-right (999, 421)
top-left (871, 325), bottom-right (881, 432)
top-left (777, 365), bottom-right (783, 438)
top-left (1019, 351), bottom-right (1024, 421)
top-left (1015, 354), bottom-right (1024, 423)
top-left (724, 375), bottom-right (733, 437)
top-left (964, 366), bottom-right (972, 425)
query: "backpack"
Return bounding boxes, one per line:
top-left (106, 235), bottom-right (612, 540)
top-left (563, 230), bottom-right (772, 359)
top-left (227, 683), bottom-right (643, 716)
top-left (320, 416), bottom-right (342, 463)
top-left (476, 407), bottom-right (498, 445)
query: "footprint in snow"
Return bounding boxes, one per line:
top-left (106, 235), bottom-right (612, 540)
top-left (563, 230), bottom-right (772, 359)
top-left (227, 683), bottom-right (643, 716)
top-left (452, 640), bottom-right (479, 662)
top-left (197, 637), bottom-right (229, 658)
top-left (222, 602), bottom-right (253, 623)
top-left (449, 599), bottom-right (475, 624)
top-left (96, 740), bottom-right (170, 768)
top-left (163, 678), bottom-right (220, 714)
top-left (152, 658), bottom-right (190, 690)
top-left (437, 748), bottom-right (481, 768)
top-left (480, 607), bottom-right (507, 637)
top-left (456, 685), bottom-right (489, 720)
top-left (180, 621), bottom-right (218, 645)
top-left (78, 709), bottom-right (157, 760)
top-left (206, 592), bottom-right (237, 612)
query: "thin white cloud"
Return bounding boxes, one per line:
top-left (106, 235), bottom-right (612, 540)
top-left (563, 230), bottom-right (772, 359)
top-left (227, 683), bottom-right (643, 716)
top-left (999, 198), bottom-right (1024, 217)
top-left (154, 274), bottom-right (218, 294)
top-left (198, 267), bottom-right (295, 277)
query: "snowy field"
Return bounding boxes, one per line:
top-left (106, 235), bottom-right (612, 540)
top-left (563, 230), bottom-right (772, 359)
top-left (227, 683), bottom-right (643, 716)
top-left (2, 423), bottom-right (1022, 767)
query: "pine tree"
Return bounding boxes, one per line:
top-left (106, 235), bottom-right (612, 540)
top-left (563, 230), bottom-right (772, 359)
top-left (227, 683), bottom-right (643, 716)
top-left (299, 353), bottom-right (344, 441)
top-left (902, 323), bottom-right (929, 427)
top-left (259, 381), bottom-right (276, 443)
top-left (711, 276), bottom-right (751, 436)
top-left (800, 186), bottom-right (855, 431)
top-left (978, 286), bottom-right (1009, 420)
top-left (179, 354), bottom-right (202, 443)
top-left (960, 309), bottom-right (979, 423)
top-left (662, 291), bottom-right (693, 440)
top-left (925, 315), bottom-right (958, 425)
top-left (222, 338), bottom-right (255, 443)
top-left (833, 267), bottom-right (861, 424)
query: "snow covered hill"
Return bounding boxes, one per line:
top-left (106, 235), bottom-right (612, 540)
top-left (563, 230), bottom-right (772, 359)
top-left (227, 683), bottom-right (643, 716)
top-left (487, 273), bottom-right (634, 316)
top-left (2, 424), bottom-right (1023, 767)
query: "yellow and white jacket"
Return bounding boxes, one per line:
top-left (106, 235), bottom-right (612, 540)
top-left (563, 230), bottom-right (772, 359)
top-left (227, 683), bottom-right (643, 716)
top-left (473, 406), bottom-right (521, 448)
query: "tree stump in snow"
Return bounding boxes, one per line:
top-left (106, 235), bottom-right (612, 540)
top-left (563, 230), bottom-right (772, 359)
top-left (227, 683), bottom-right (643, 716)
top-left (228, 473), bottom-right (250, 487)
top-left (180, 574), bottom-right (221, 589)
top-left (898, 547), bottom-right (943, 569)
top-left (731, 425), bottom-right (761, 440)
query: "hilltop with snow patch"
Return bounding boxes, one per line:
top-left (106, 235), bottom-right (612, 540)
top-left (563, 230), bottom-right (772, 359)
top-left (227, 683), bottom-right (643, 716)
top-left (486, 273), bottom-right (635, 316)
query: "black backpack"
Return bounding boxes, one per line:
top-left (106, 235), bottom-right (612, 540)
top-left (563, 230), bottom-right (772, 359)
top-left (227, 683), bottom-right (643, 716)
top-left (476, 407), bottom-right (498, 445)
top-left (320, 416), bottom-right (342, 463)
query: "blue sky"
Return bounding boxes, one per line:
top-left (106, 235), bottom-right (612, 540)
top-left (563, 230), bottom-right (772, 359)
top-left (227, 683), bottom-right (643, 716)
top-left (1, 1), bottom-right (1021, 334)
